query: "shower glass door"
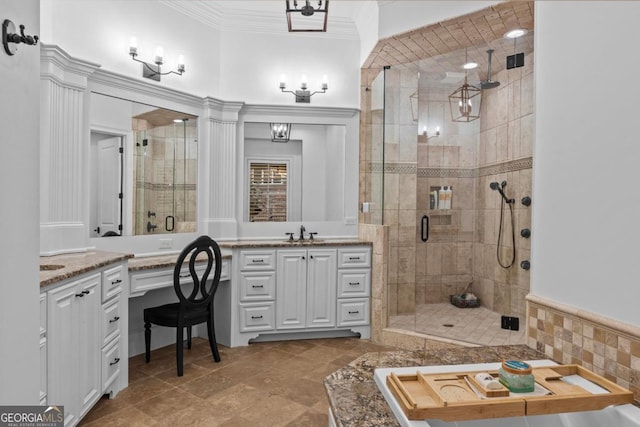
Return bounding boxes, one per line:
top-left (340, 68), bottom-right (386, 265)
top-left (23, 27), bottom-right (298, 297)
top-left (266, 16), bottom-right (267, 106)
top-left (133, 114), bottom-right (197, 235)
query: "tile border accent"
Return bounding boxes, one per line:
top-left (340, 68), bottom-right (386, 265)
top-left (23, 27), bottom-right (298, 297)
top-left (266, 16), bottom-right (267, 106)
top-left (367, 156), bottom-right (532, 178)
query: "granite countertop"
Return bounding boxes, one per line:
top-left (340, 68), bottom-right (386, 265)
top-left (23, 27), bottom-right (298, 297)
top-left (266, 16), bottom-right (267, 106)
top-left (218, 239), bottom-right (371, 249)
top-left (325, 345), bottom-right (545, 427)
top-left (128, 252), bottom-right (232, 271)
top-left (40, 250), bottom-right (132, 287)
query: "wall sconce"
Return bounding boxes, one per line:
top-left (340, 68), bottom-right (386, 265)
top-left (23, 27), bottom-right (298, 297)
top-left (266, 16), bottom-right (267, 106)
top-left (286, 0), bottom-right (329, 32)
top-left (129, 38), bottom-right (184, 82)
top-left (270, 123), bottom-right (292, 143)
top-left (279, 74), bottom-right (327, 103)
top-left (2, 19), bottom-right (38, 56)
top-left (421, 126), bottom-right (440, 138)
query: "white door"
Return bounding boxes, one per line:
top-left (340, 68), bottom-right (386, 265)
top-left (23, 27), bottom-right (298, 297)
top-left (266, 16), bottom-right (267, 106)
top-left (96, 137), bottom-right (121, 236)
top-left (306, 249), bottom-right (337, 328)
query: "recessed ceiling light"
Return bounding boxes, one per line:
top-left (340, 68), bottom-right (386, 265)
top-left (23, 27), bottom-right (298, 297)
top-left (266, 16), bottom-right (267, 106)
top-left (463, 62), bottom-right (478, 70)
top-left (504, 29), bottom-right (528, 39)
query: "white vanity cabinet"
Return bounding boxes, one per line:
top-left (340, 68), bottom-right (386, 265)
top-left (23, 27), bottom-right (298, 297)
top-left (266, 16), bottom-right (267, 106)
top-left (276, 248), bottom-right (337, 330)
top-left (229, 243), bottom-right (371, 346)
top-left (44, 259), bottom-right (128, 427)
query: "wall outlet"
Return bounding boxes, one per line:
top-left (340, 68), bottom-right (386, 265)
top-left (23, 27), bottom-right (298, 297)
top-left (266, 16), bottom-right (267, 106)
top-left (501, 315), bottom-right (520, 331)
top-left (159, 238), bottom-right (173, 249)
top-left (345, 217), bottom-right (357, 225)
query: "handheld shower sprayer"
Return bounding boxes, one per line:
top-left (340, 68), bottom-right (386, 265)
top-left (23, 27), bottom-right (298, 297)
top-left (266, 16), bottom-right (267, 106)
top-left (489, 181), bottom-right (514, 204)
top-left (489, 180), bottom-right (516, 269)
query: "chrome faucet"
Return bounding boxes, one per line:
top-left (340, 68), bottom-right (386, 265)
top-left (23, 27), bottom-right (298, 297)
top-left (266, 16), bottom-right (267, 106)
top-left (299, 224), bottom-right (306, 241)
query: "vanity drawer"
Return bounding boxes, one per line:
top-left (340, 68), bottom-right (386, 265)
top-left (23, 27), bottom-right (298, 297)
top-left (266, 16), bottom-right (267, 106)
top-left (101, 337), bottom-right (121, 392)
top-left (337, 248), bottom-right (371, 268)
top-left (239, 250), bottom-right (276, 271)
top-left (337, 269), bottom-right (370, 298)
top-left (239, 272), bottom-right (276, 301)
top-left (102, 264), bottom-right (124, 302)
top-left (239, 303), bottom-right (275, 332)
top-left (102, 296), bottom-right (122, 346)
top-left (337, 298), bottom-right (370, 327)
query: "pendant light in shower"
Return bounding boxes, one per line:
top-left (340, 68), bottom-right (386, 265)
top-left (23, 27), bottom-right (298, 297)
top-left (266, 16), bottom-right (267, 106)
top-left (448, 48), bottom-right (482, 122)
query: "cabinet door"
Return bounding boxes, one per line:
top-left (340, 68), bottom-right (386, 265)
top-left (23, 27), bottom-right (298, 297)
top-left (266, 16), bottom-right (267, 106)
top-left (75, 274), bottom-right (102, 418)
top-left (48, 280), bottom-right (80, 426)
top-left (306, 249), bottom-right (337, 328)
top-left (276, 250), bottom-right (307, 329)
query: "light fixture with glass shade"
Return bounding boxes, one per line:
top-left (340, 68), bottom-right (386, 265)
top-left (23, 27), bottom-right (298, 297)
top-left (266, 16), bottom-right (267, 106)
top-left (448, 49), bottom-right (481, 122)
top-left (270, 123), bottom-right (292, 143)
top-left (129, 37), bottom-right (185, 81)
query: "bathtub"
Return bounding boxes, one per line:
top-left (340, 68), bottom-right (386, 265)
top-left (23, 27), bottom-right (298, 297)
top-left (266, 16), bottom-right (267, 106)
top-left (373, 361), bottom-right (640, 427)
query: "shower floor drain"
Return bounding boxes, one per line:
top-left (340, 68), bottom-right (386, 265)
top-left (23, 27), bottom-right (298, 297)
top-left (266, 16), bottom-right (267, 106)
top-left (442, 323), bottom-right (454, 327)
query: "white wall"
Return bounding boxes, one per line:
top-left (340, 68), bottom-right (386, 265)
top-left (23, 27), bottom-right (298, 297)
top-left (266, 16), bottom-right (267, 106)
top-left (219, 30), bottom-right (360, 108)
top-left (41, 0), bottom-right (222, 96)
top-left (532, 2), bottom-right (640, 327)
top-left (0, 0), bottom-right (41, 404)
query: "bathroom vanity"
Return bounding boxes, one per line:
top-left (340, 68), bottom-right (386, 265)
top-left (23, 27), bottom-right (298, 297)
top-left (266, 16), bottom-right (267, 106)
top-left (39, 251), bottom-right (131, 427)
top-left (218, 239), bottom-right (371, 347)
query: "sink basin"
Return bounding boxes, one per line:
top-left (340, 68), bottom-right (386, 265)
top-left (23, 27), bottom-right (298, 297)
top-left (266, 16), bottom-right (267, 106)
top-left (40, 264), bottom-right (65, 271)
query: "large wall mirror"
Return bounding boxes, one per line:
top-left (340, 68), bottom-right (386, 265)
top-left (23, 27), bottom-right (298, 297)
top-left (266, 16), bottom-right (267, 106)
top-left (243, 122), bottom-right (345, 223)
top-left (90, 93), bottom-right (197, 237)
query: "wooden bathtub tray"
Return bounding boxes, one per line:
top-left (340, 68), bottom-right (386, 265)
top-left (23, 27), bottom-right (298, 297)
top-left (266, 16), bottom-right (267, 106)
top-left (386, 364), bottom-right (634, 421)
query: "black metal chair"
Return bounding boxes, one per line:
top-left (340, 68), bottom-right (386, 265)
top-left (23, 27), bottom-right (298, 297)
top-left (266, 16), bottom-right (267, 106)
top-left (144, 235), bottom-right (222, 376)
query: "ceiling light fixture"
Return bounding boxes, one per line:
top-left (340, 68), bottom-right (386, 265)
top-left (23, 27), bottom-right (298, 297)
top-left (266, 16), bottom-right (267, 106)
top-left (129, 37), bottom-right (185, 82)
top-left (448, 49), bottom-right (482, 122)
top-left (279, 74), bottom-right (328, 103)
top-left (463, 62), bottom-right (478, 70)
top-left (285, 0), bottom-right (329, 32)
top-left (270, 123), bottom-right (292, 143)
top-left (504, 28), bottom-right (528, 39)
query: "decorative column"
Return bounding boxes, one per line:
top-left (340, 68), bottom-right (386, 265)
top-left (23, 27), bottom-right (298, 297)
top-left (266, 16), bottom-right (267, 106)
top-left (40, 45), bottom-right (99, 255)
top-left (201, 98), bottom-right (244, 240)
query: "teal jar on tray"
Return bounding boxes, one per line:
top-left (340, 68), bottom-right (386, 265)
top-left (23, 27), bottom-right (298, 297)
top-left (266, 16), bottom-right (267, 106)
top-left (498, 360), bottom-right (535, 393)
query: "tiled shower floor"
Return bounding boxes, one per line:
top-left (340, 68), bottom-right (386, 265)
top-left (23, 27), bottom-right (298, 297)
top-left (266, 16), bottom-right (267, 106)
top-left (388, 303), bottom-right (526, 347)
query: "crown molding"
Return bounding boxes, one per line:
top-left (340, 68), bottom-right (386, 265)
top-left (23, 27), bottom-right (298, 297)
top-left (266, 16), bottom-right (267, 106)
top-left (160, 0), bottom-right (359, 40)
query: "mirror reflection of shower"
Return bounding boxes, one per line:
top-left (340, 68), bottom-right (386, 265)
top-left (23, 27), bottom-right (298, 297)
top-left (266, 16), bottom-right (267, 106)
top-left (490, 181), bottom-right (516, 268)
top-left (133, 109), bottom-right (198, 235)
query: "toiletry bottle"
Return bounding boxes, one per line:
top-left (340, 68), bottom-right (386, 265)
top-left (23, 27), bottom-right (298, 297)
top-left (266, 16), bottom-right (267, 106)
top-left (438, 186), bottom-right (446, 210)
top-left (429, 191), bottom-right (436, 210)
top-left (444, 186), bottom-right (452, 209)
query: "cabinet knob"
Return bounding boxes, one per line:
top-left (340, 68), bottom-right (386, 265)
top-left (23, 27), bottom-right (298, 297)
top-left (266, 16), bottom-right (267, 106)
top-left (75, 293), bottom-right (85, 298)
top-left (109, 316), bottom-right (120, 323)
top-left (110, 357), bottom-right (120, 366)
top-left (348, 310), bottom-right (360, 314)
top-left (349, 282), bottom-right (360, 286)
top-left (111, 279), bottom-right (122, 285)
top-left (251, 315), bottom-right (263, 320)
top-left (252, 284), bottom-right (264, 288)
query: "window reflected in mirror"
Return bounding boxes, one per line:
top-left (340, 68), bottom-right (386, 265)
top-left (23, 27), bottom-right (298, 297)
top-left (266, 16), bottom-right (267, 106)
top-left (249, 161), bottom-right (288, 222)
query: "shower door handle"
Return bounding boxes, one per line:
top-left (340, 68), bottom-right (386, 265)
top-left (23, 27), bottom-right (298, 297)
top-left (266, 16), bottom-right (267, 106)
top-left (165, 215), bottom-right (175, 232)
top-left (421, 215), bottom-right (429, 242)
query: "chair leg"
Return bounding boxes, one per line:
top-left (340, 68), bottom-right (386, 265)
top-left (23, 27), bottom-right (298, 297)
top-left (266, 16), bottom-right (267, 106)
top-left (187, 326), bottom-right (192, 349)
top-left (176, 326), bottom-right (184, 377)
top-left (207, 312), bottom-right (221, 363)
top-left (144, 321), bottom-right (151, 363)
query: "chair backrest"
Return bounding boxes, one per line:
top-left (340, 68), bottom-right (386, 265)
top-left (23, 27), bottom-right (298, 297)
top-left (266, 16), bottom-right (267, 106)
top-left (173, 235), bottom-right (222, 309)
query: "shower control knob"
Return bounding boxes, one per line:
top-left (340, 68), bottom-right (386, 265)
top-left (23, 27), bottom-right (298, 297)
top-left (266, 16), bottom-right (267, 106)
top-left (521, 196), bottom-right (532, 206)
top-left (520, 260), bottom-right (531, 270)
top-left (520, 228), bottom-right (531, 238)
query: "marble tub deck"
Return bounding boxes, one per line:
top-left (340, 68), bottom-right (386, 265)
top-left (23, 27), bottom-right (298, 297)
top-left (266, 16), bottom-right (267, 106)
top-left (324, 345), bottom-right (545, 427)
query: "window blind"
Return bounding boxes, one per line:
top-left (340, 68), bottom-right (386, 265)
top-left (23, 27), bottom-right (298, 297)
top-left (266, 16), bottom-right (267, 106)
top-left (249, 162), bottom-right (288, 222)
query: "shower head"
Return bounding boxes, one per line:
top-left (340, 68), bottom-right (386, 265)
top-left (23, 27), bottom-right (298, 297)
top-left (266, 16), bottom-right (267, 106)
top-left (480, 49), bottom-right (500, 90)
top-left (489, 181), bottom-right (513, 203)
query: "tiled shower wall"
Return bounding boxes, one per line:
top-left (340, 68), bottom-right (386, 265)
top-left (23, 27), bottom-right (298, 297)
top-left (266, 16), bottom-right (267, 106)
top-left (360, 53), bottom-right (534, 322)
top-left (132, 119), bottom-right (197, 235)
